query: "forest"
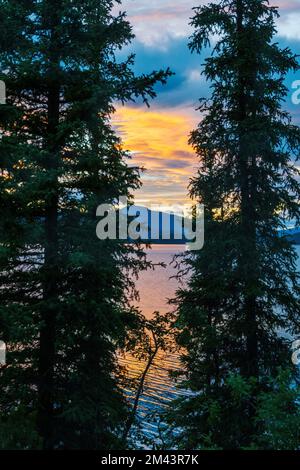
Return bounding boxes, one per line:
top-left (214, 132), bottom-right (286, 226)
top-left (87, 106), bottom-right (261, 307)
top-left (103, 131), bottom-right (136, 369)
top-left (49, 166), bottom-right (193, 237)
top-left (0, 0), bottom-right (300, 452)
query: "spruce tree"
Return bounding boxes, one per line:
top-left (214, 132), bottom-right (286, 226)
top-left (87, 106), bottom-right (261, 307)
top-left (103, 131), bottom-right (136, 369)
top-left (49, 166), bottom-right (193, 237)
top-left (0, 0), bottom-right (170, 449)
top-left (168, 0), bottom-right (300, 449)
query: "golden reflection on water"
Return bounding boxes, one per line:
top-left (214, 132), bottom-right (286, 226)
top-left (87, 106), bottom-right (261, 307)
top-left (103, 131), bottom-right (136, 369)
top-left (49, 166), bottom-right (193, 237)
top-left (121, 245), bottom-right (186, 437)
top-left (122, 245), bottom-right (300, 438)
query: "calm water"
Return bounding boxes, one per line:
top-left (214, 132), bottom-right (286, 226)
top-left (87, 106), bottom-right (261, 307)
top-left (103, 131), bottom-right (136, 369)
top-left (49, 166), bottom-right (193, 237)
top-left (119, 245), bottom-right (185, 440)
top-left (121, 245), bottom-right (300, 442)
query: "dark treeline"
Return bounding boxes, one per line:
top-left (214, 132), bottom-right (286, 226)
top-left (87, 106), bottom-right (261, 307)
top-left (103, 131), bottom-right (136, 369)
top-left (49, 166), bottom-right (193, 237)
top-left (0, 0), bottom-right (300, 451)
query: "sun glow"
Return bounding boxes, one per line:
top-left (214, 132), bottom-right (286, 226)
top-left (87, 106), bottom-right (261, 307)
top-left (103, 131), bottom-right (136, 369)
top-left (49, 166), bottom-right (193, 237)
top-left (113, 105), bottom-right (198, 207)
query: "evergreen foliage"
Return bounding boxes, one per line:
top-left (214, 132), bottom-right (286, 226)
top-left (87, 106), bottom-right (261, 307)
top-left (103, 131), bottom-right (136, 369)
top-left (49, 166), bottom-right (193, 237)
top-left (167, 0), bottom-right (300, 449)
top-left (0, 0), bottom-right (170, 449)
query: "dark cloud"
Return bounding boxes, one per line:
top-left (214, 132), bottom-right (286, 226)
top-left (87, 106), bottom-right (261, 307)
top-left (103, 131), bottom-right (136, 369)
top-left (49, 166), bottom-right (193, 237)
top-left (164, 159), bottom-right (191, 169)
top-left (118, 31), bottom-right (300, 117)
top-left (113, 0), bottom-right (300, 206)
top-left (117, 37), bottom-right (211, 109)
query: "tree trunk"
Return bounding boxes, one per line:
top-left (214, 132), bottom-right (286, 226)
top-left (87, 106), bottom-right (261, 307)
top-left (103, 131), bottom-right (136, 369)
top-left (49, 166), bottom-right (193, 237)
top-left (236, 0), bottom-right (259, 380)
top-left (37, 3), bottom-right (61, 449)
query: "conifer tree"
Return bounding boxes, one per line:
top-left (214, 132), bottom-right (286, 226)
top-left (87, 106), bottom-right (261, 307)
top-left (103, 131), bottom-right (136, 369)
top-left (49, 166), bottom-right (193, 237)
top-left (0, 0), bottom-right (170, 449)
top-left (168, 0), bottom-right (300, 449)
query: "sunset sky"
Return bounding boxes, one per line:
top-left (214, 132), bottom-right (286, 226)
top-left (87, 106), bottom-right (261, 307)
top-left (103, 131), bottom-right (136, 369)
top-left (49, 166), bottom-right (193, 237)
top-left (114, 0), bottom-right (300, 207)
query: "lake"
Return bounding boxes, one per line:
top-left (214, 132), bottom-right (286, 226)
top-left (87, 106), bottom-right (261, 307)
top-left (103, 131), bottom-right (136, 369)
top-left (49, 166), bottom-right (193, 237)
top-left (121, 244), bottom-right (300, 443)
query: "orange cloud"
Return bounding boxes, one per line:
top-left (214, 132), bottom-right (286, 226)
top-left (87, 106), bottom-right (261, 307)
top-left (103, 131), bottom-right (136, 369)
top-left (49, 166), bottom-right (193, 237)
top-left (113, 105), bottom-right (199, 207)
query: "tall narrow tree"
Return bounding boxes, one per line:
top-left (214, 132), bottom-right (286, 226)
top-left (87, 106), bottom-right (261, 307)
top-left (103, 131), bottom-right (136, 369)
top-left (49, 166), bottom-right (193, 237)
top-left (0, 0), bottom-right (170, 449)
top-left (168, 0), bottom-right (300, 449)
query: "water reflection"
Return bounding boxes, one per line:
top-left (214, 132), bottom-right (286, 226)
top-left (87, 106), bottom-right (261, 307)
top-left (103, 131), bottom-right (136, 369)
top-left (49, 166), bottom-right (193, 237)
top-left (122, 245), bottom-right (300, 443)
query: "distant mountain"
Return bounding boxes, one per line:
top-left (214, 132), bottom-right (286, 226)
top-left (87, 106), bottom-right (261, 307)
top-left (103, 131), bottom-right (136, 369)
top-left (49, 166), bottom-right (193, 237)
top-left (123, 206), bottom-right (300, 245)
top-left (124, 206), bottom-right (188, 244)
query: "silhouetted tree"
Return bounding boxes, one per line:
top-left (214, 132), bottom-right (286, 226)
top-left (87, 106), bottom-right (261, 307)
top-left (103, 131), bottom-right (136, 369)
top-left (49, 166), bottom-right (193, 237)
top-left (0, 0), bottom-right (171, 449)
top-left (168, 0), bottom-right (300, 449)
